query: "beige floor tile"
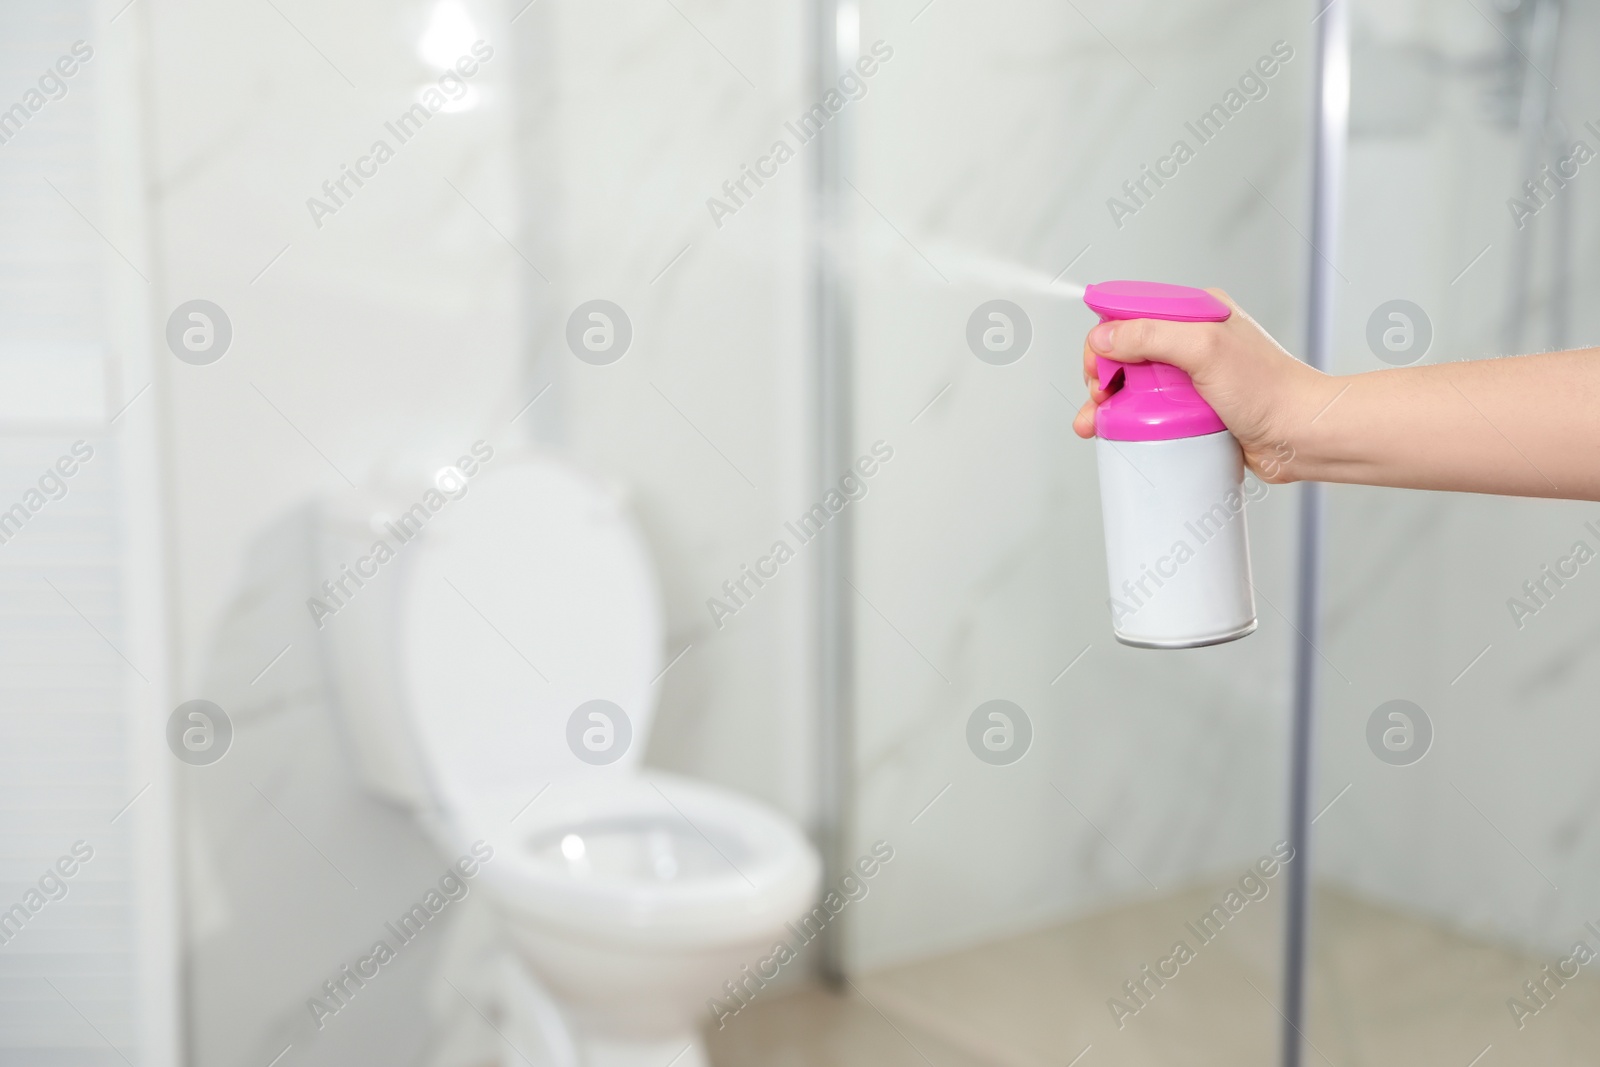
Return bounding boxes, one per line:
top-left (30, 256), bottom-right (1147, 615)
top-left (706, 883), bottom-right (1600, 1067)
top-left (705, 985), bottom-right (992, 1067)
top-left (1307, 889), bottom-right (1600, 1066)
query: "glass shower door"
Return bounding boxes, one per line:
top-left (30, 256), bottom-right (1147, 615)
top-left (711, 2), bottom-right (1325, 1063)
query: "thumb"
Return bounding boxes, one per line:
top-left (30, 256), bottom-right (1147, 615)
top-left (1086, 301), bottom-right (1233, 378)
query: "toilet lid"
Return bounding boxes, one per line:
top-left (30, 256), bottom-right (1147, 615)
top-left (396, 454), bottom-right (661, 806)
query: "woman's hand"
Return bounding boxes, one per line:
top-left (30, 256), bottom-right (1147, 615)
top-left (1072, 289), bottom-right (1336, 483)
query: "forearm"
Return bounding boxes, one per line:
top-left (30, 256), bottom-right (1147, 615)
top-left (1290, 349), bottom-right (1600, 500)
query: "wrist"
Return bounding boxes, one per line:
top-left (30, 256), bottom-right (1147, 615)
top-left (1277, 370), bottom-right (1353, 484)
top-left (1280, 371), bottom-right (1369, 479)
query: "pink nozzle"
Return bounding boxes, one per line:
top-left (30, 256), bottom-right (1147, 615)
top-left (1084, 281), bottom-right (1230, 442)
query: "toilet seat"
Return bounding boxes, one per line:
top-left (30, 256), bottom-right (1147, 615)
top-left (465, 772), bottom-right (819, 949)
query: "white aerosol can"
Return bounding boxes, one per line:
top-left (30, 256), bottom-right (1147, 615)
top-left (1086, 281), bottom-right (1256, 648)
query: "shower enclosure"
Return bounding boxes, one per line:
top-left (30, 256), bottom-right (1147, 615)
top-left (758, 0), bottom-right (1600, 1064)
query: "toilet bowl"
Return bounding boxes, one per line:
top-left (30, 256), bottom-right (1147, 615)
top-left (315, 450), bottom-right (820, 1066)
top-left (478, 772), bottom-right (818, 1066)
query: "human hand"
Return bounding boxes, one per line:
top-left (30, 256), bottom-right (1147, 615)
top-left (1072, 289), bottom-right (1335, 483)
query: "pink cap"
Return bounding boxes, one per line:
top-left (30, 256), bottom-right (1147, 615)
top-left (1084, 281), bottom-right (1231, 442)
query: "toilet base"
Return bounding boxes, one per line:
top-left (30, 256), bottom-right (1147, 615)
top-left (497, 953), bottom-right (708, 1067)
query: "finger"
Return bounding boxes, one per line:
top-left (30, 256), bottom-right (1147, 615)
top-left (1073, 398), bottom-right (1097, 438)
top-left (1081, 338), bottom-right (1112, 400)
top-left (1086, 316), bottom-right (1227, 378)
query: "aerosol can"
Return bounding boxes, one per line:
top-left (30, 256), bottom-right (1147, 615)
top-left (1086, 280), bottom-right (1256, 648)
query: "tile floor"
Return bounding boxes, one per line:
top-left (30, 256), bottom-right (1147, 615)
top-left (705, 883), bottom-right (1600, 1066)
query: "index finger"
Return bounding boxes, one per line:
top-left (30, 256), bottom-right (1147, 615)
top-left (1087, 315), bottom-right (1229, 379)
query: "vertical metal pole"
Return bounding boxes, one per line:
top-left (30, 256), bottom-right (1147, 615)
top-left (1504, 0), bottom-right (1562, 353)
top-left (811, 0), bottom-right (859, 987)
top-left (1283, 3), bottom-right (1347, 1065)
top-left (1550, 137), bottom-right (1571, 351)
